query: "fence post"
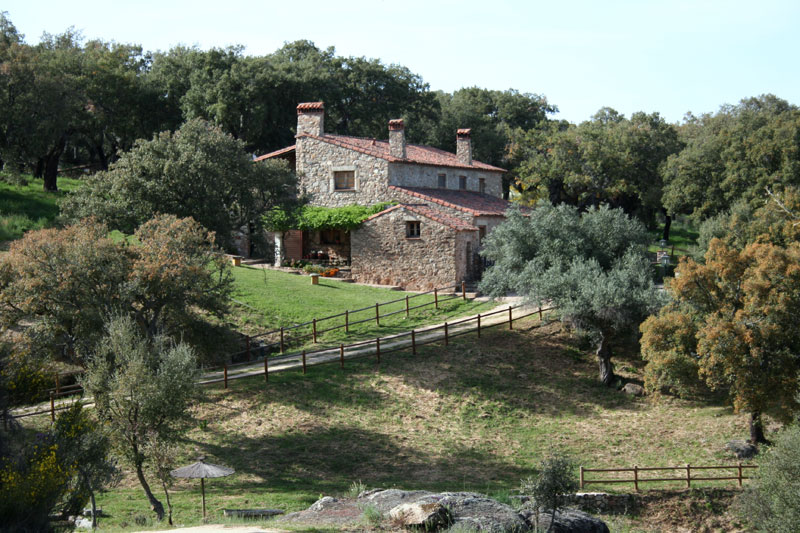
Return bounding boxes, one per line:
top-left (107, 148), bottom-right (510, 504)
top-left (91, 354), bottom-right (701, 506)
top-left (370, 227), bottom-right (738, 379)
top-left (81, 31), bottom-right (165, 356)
top-left (462, 281), bottom-right (466, 300)
top-left (376, 338), bottom-right (381, 363)
top-left (264, 356), bottom-right (268, 382)
top-left (50, 391), bottom-right (55, 422)
top-left (280, 327), bottom-right (285, 354)
top-left (634, 465), bottom-right (639, 492)
top-left (302, 351), bottom-right (307, 375)
top-left (444, 322), bottom-right (449, 346)
top-left (313, 319), bottom-right (318, 343)
top-left (411, 330), bottom-right (416, 355)
top-left (375, 303), bottom-right (380, 326)
top-left (434, 288), bottom-right (439, 309)
top-left (579, 466), bottom-right (584, 490)
top-left (738, 462), bottom-right (743, 487)
top-left (538, 306), bottom-right (543, 321)
top-left (405, 295), bottom-right (410, 318)
top-left (686, 464), bottom-right (691, 488)
top-left (477, 314), bottom-right (481, 338)
top-left (340, 344), bottom-right (345, 369)
top-left (223, 364), bottom-right (228, 389)
top-left (246, 336), bottom-right (251, 361)
top-left (345, 310), bottom-right (350, 333)
top-left (55, 373), bottom-right (60, 395)
top-left (508, 307), bottom-right (513, 330)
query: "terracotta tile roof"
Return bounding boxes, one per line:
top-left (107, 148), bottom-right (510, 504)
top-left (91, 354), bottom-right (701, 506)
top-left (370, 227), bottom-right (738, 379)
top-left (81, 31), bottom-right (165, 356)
top-left (364, 203), bottom-right (477, 232)
top-left (457, 128), bottom-right (471, 137)
top-left (297, 102), bottom-right (324, 112)
top-left (254, 145), bottom-right (296, 161)
top-left (388, 119), bottom-right (404, 130)
top-left (389, 186), bottom-right (515, 217)
top-left (296, 133), bottom-right (506, 172)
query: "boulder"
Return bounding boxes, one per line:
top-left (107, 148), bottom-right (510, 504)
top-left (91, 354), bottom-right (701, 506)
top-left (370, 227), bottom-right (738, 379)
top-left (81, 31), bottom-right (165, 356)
top-left (309, 496), bottom-right (339, 512)
top-left (621, 383), bottom-right (645, 396)
top-left (389, 502), bottom-right (452, 530)
top-left (526, 508), bottom-right (610, 533)
top-left (359, 489), bottom-right (435, 512)
top-left (725, 440), bottom-right (758, 459)
top-left (417, 493), bottom-right (529, 533)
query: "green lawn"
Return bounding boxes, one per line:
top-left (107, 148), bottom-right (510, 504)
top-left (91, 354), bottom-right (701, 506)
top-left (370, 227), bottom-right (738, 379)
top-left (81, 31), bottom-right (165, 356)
top-left (229, 266), bottom-right (494, 344)
top-left (0, 174), bottom-right (83, 243)
top-left (647, 217), bottom-right (699, 256)
top-left (67, 317), bottom-right (754, 531)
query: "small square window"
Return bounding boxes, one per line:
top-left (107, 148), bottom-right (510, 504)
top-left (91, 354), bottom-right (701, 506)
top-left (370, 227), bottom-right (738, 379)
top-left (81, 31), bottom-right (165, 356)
top-left (406, 221), bottom-right (421, 238)
top-left (438, 174), bottom-right (447, 188)
top-left (459, 176), bottom-right (467, 190)
top-left (333, 170), bottom-right (355, 190)
top-left (478, 225), bottom-right (487, 242)
top-left (479, 178), bottom-right (486, 194)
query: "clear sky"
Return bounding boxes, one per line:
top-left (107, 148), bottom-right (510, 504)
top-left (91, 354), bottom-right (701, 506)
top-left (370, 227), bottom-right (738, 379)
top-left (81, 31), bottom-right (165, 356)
top-left (4, 0), bottom-right (799, 124)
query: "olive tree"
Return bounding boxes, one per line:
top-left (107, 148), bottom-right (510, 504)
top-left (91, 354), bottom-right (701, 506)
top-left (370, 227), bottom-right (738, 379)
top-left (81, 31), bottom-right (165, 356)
top-left (480, 203), bottom-right (662, 386)
top-left (82, 315), bottom-right (199, 522)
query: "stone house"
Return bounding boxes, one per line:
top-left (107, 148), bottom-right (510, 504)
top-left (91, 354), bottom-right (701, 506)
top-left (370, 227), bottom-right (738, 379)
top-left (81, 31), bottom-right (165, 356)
top-left (257, 102), bottom-right (514, 290)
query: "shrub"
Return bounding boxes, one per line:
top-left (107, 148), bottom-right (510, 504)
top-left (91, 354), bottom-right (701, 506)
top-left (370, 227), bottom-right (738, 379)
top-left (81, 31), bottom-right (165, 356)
top-left (521, 454), bottom-right (579, 532)
top-left (737, 424), bottom-right (800, 532)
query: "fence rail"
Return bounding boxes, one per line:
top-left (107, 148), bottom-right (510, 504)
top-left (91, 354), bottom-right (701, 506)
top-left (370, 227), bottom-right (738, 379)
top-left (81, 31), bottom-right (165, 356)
top-left (580, 463), bottom-right (758, 491)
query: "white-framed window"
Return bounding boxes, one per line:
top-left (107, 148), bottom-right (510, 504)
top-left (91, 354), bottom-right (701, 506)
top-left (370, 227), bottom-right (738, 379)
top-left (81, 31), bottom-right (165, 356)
top-left (406, 221), bottom-right (421, 238)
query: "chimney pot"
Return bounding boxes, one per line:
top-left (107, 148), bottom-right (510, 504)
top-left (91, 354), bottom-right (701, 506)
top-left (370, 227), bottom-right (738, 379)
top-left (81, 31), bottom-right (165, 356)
top-left (389, 118), bottom-right (406, 159)
top-left (296, 102), bottom-right (325, 136)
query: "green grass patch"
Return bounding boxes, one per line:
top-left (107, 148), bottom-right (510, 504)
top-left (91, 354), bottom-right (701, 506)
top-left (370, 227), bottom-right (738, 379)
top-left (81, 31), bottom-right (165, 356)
top-left (73, 318), bottom-right (753, 530)
top-left (0, 175), bottom-right (83, 242)
top-left (647, 217), bottom-right (699, 256)
top-left (228, 266), bottom-right (493, 342)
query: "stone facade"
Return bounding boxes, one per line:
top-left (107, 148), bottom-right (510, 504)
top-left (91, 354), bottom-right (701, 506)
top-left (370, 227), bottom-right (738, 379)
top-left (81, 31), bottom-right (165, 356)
top-left (297, 136), bottom-right (391, 208)
top-left (387, 162), bottom-right (503, 198)
top-left (351, 206), bottom-right (479, 290)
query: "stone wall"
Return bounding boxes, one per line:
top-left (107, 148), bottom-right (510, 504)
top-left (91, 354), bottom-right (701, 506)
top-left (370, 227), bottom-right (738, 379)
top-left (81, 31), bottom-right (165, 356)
top-left (351, 207), bottom-right (472, 290)
top-left (388, 162), bottom-right (503, 198)
top-left (297, 137), bottom-right (393, 208)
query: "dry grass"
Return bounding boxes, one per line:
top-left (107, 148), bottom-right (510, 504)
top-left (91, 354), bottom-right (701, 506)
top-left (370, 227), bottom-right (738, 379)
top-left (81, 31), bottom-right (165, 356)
top-left (83, 316), bottom-right (758, 529)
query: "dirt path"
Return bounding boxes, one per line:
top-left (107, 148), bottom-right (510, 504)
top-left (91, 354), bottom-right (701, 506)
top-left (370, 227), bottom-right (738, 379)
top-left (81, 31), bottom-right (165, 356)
top-left (136, 526), bottom-right (289, 533)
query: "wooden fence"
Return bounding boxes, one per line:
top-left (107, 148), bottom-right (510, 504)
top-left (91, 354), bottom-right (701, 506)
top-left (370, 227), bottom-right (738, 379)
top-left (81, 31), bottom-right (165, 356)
top-left (14, 303), bottom-right (552, 421)
top-left (204, 303), bottom-right (552, 389)
top-left (21, 281), bottom-right (471, 414)
top-left (580, 463), bottom-right (758, 491)
top-left (227, 282), bottom-right (470, 362)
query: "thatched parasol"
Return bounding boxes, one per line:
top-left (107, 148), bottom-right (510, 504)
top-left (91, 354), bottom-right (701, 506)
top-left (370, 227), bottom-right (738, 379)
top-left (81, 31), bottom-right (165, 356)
top-left (170, 456), bottom-right (234, 518)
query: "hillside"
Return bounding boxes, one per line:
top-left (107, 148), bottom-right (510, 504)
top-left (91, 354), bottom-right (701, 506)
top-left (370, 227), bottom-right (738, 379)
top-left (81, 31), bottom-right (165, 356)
top-left (78, 315), bottom-right (755, 530)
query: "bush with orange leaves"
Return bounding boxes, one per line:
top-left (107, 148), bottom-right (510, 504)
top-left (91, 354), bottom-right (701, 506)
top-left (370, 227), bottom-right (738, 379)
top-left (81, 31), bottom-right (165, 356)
top-left (0, 215), bottom-right (231, 366)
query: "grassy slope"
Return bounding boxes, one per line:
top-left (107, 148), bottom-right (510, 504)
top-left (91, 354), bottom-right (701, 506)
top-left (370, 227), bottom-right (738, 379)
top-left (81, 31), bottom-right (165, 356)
top-left (85, 317), bottom-right (753, 530)
top-left (647, 218), bottom-right (700, 256)
top-left (0, 175), bottom-right (83, 242)
top-left (228, 266), bottom-right (492, 339)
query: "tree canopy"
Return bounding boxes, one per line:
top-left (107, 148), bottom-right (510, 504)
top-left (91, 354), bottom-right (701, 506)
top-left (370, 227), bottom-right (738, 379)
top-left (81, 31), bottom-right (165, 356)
top-left (60, 118), bottom-right (297, 251)
top-left (480, 203), bottom-right (662, 386)
top-left (0, 216), bottom-right (232, 363)
top-left (640, 239), bottom-right (800, 443)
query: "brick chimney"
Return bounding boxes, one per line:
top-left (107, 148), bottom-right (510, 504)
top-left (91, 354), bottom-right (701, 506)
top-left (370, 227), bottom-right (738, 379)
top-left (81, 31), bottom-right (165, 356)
top-left (456, 128), bottom-right (472, 165)
top-left (388, 119), bottom-right (406, 159)
top-left (296, 102), bottom-right (324, 136)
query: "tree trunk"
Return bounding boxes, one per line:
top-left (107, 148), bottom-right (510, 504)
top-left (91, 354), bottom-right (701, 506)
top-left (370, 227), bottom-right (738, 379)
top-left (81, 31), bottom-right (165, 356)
top-left (596, 333), bottom-right (616, 387)
top-left (135, 461), bottom-right (165, 521)
top-left (90, 489), bottom-right (97, 529)
top-left (661, 208), bottom-right (672, 242)
top-left (749, 411), bottom-right (768, 445)
top-left (34, 158), bottom-right (44, 178)
top-left (43, 136), bottom-right (66, 192)
top-left (161, 480), bottom-right (173, 526)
